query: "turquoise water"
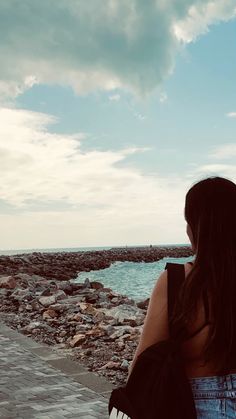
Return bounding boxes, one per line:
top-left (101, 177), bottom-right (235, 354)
top-left (76, 256), bottom-right (194, 302)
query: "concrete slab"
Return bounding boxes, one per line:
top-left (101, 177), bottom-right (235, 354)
top-left (47, 357), bottom-right (89, 374)
top-left (0, 321), bottom-right (114, 418)
top-left (30, 346), bottom-right (66, 360)
top-left (72, 371), bottom-right (114, 393)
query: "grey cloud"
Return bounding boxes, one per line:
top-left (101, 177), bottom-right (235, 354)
top-left (0, 0), bottom-right (235, 97)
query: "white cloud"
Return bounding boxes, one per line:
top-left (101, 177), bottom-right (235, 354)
top-left (173, 0), bottom-right (236, 43)
top-left (209, 143), bottom-right (236, 159)
top-left (1, 108), bottom-right (236, 249)
top-left (193, 163), bottom-right (236, 181)
top-left (126, 101), bottom-right (147, 121)
top-left (159, 92), bottom-right (168, 103)
top-left (182, 140), bottom-right (236, 193)
top-left (109, 94), bottom-right (121, 102)
top-left (226, 112), bottom-right (236, 118)
top-left (0, 107), bottom-right (192, 249)
top-left (135, 112), bottom-right (146, 121)
top-left (0, 107), bottom-right (143, 207)
top-left (0, 1), bottom-right (235, 99)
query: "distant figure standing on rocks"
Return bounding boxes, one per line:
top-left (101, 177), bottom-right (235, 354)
top-left (127, 176), bottom-right (236, 418)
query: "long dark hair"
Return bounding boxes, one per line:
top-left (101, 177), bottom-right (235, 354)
top-left (171, 176), bottom-right (236, 374)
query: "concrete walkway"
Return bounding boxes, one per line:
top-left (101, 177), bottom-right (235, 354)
top-left (0, 321), bottom-right (115, 418)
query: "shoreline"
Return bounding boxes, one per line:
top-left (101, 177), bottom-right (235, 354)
top-left (0, 246), bottom-right (193, 387)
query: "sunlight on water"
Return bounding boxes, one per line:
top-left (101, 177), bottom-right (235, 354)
top-left (76, 256), bottom-right (194, 302)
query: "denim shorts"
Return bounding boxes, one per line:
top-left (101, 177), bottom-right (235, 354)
top-left (188, 373), bottom-right (236, 418)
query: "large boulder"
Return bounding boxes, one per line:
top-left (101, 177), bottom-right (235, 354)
top-left (90, 281), bottom-right (104, 290)
top-left (84, 292), bottom-right (100, 304)
top-left (108, 325), bottom-right (134, 340)
top-left (98, 303), bottom-right (145, 324)
top-left (43, 309), bottom-right (58, 319)
top-left (70, 333), bottom-right (87, 347)
top-left (136, 298), bottom-right (150, 310)
top-left (69, 281), bottom-right (85, 292)
top-left (77, 302), bottom-right (98, 316)
top-left (39, 295), bottom-right (56, 307)
top-left (54, 290), bottom-right (67, 301)
top-left (0, 276), bottom-right (16, 289)
top-left (85, 326), bottom-right (106, 338)
top-left (56, 281), bottom-right (73, 295)
top-left (21, 321), bottom-right (43, 333)
top-left (11, 288), bottom-right (30, 301)
top-left (39, 287), bottom-right (52, 297)
top-left (99, 361), bottom-right (120, 370)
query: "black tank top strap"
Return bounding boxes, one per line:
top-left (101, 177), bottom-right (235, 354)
top-left (165, 262), bottom-right (185, 338)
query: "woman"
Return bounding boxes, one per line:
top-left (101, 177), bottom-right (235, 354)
top-left (128, 176), bottom-right (236, 418)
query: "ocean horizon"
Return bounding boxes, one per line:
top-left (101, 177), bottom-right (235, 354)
top-left (0, 243), bottom-right (190, 256)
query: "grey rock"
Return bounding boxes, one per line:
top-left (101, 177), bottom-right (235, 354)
top-left (38, 295), bottom-right (56, 307)
top-left (120, 359), bottom-right (130, 370)
top-left (53, 289), bottom-right (67, 301)
top-left (11, 288), bottom-right (30, 301)
top-left (84, 278), bottom-right (91, 288)
top-left (111, 355), bottom-right (119, 361)
top-left (14, 273), bottom-right (32, 282)
top-left (109, 325), bottom-right (134, 339)
top-left (0, 276), bottom-right (16, 289)
top-left (99, 304), bottom-right (145, 324)
top-left (39, 287), bottom-right (52, 296)
top-left (137, 298), bottom-right (150, 310)
top-left (22, 321), bottom-right (42, 332)
top-left (57, 281), bottom-right (73, 294)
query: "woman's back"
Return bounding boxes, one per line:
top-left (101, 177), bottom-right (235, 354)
top-left (178, 262), bottom-right (236, 418)
top-left (181, 262), bottom-right (236, 378)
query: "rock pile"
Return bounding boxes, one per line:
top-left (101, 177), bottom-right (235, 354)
top-left (0, 247), bottom-right (193, 387)
top-left (0, 272), bottom-right (148, 386)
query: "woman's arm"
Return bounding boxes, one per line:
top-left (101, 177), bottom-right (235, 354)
top-left (127, 270), bottom-right (169, 380)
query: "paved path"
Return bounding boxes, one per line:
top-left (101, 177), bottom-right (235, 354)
top-left (0, 321), bottom-right (114, 418)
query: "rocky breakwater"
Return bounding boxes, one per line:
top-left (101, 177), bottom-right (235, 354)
top-left (0, 245), bottom-right (192, 280)
top-left (0, 273), bottom-right (149, 387)
top-left (0, 246), bottom-right (193, 387)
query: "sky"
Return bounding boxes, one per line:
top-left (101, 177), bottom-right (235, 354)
top-left (1, 0), bottom-right (236, 250)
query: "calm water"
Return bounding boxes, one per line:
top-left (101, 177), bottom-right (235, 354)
top-left (76, 256), bottom-right (194, 302)
top-left (0, 246), bottom-right (112, 256)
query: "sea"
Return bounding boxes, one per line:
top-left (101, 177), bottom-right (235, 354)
top-left (0, 245), bottom-right (193, 302)
top-left (75, 257), bottom-right (193, 302)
